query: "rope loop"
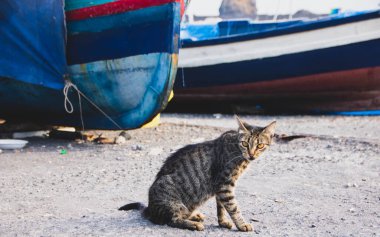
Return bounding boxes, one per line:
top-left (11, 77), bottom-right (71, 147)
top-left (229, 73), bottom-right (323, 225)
top-left (62, 79), bottom-right (123, 130)
top-left (63, 81), bottom-right (78, 114)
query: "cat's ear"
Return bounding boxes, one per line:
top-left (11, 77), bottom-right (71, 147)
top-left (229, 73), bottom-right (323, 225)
top-left (262, 121), bottom-right (276, 136)
top-left (235, 115), bottom-right (249, 133)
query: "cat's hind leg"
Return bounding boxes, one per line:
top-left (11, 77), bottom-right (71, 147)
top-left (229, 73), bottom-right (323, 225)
top-left (168, 203), bottom-right (205, 231)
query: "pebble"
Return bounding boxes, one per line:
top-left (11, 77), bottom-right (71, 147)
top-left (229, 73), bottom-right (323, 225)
top-left (131, 145), bottom-right (143, 151)
top-left (119, 131), bottom-right (132, 140)
top-left (115, 131), bottom-right (132, 144)
top-left (349, 208), bottom-right (355, 213)
top-left (344, 183), bottom-right (358, 188)
top-left (115, 136), bottom-right (127, 144)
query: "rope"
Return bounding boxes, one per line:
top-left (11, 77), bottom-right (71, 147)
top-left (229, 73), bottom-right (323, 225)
top-left (63, 81), bottom-right (85, 135)
top-left (63, 82), bottom-right (75, 113)
top-left (63, 80), bottom-right (123, 130)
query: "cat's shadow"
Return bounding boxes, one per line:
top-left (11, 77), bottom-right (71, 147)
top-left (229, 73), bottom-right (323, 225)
top-left (42, 213), bottom-right (257, 235)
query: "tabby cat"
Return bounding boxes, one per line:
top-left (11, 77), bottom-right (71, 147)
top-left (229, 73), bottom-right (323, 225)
top-left (119, 116), bottom-right (276, 231)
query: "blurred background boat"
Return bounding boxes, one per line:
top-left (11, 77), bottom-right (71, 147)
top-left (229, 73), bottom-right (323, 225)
top-left (172, 0), bottom-right (380, 115)
top-left (0, 0), bottom-right (189, 129)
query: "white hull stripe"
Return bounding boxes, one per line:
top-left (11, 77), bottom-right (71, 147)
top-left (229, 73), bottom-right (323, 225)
top-left (178, 18), bottom-right (380, 68)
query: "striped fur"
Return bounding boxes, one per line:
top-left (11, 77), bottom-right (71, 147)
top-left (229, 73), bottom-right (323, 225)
top-left (119, 116), bottom-right (276, 231)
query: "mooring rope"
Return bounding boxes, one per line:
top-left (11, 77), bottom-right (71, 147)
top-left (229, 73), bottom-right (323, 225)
top-left (63, 80), bottom-right (123, 130)
top-left (63, 81), bottom-right (85, 135)
top-left (63, 81), bottom-right (75, 114)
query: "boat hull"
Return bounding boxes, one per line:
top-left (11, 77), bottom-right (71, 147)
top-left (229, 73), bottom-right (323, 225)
top-left (0, 0), bottom-right (185, 129)
top-left (174, 67), bottom-right (380, 113)
top-left (174, 11), bottom-right (380, 113)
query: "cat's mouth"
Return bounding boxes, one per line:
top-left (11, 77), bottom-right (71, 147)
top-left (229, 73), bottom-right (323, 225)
top-left (248, 154), bottom-right (256, 160)
top-left (243, 151), bottom-right (256, 161)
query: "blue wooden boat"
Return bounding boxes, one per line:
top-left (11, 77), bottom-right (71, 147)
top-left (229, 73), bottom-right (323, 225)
top-left (174, 10), bottom-right (380, 114)
top-left (0, 0), bottom-right (189, 129)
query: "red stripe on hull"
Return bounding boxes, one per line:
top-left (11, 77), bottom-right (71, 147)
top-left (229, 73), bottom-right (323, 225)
top-left (180, 0), bottom-right (185, 16)
top-left (176, 67), bottom-right (380, 97)
top-left (66, 0), bottom-right (180, 21)
top-left (174, 67), bottom-right (380, 111)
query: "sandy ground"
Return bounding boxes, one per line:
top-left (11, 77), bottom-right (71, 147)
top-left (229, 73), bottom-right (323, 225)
top-left (0, 114), bottom-right (379, 237)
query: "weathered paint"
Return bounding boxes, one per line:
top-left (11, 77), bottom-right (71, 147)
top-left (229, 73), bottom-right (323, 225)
top-left (66, 0), bottom-right (180, 21)
top-left (66, 3), bottom-right (180, 64)
top-left (65, 0), bottom-right (116, 11)
top-left (68, 53), bottom-right (176, 128)
top-left (0, 0), bottom-right (185, 129)
top-left (0, 0), bottom-right (66, 90)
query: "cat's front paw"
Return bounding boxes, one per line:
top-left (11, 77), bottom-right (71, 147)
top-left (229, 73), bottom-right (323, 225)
top-left (218, 220), bottom-right (233, 229)
top-left (237, 223), bottom-right (253, 232)
top-left (189, 212), bottom-right (205, 222)
top-left (193, 222), bottom-right (205, 231)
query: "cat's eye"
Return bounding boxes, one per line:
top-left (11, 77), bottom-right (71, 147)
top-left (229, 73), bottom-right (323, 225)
top-left (241, 141), bottom-right (249, 147)
top-left (257, 143), bottom-right (265, 149)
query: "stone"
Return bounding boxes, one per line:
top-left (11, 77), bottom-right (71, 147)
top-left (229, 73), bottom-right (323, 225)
top-left (114, 136), bottom-right (127, 144)
top-left (219, 0), bottom-right (257, 20)
top-left (131, 145), bottom-right (143, 151)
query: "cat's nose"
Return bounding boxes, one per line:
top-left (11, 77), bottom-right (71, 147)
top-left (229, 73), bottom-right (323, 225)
top-left (248, 153), bottom-right (256, 160)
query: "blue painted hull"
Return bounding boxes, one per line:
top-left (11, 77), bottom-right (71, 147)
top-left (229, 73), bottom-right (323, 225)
top-left (176, 38), bottom-right (380, 88)
top-left (0, 0), bottom-right (184, 129)
top-left (0, 54), bottom-right (177, 128)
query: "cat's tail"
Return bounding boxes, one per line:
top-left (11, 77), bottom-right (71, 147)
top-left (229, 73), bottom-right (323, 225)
top-left (118, 202), bottom-right (145, 211)
top-left (118, 202), bottom-right (151, 218)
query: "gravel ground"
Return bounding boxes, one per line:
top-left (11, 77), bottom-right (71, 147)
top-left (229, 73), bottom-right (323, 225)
top-left (0, 114), bottom-right (379, 237)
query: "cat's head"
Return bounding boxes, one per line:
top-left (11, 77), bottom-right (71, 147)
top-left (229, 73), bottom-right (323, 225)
top-left (235, 115), bottom-right (276, 161)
